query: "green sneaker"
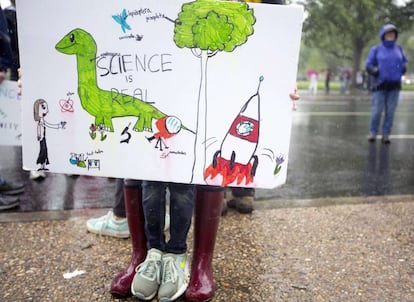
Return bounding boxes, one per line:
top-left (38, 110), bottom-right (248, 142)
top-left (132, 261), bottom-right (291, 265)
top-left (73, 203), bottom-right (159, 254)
top-left (131, 248), bottom-right (163, 300)
top-left (158, 253), bottom-right (190, 302)
top-left (86, 211), bottom-right (129, 238)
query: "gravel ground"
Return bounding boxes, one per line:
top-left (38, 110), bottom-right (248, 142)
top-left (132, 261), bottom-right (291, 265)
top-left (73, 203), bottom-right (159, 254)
top-left (0, 197), bottom-right (413, 302)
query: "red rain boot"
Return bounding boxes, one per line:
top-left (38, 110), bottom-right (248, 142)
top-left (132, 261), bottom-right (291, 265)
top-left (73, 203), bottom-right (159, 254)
top-left (110, 180), bottom-right (147, 297)
top-left (185, 186), bottom-right (223, 302)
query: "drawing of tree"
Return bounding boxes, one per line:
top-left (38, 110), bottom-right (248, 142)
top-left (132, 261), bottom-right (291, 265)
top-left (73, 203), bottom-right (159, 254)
top-left (174, 0), bottom-right (255, 183)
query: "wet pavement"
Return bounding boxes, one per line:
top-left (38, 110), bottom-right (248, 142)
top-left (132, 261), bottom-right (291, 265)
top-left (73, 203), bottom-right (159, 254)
top-left (1, 90), bottom-right (414, 214)
top-left (257, 90), bottom-right (414, 200)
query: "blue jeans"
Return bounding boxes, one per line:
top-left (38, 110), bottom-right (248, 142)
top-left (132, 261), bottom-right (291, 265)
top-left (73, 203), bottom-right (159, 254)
top-left (142, 181), bottom-right (195, 254)
top-left (113, 178), bottom-right (126, 218)
top-left (369, 89), bottom-right (400, 136)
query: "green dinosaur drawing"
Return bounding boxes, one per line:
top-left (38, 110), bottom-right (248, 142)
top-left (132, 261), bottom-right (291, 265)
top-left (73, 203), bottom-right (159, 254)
top-left (55, 28), bottom-right (167, 134)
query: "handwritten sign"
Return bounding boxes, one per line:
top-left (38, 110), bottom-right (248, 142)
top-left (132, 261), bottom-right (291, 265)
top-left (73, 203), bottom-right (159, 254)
top-left (0, 80), bottom-right (21, 146)
top-left (17, 0), bottom-right (303, 188)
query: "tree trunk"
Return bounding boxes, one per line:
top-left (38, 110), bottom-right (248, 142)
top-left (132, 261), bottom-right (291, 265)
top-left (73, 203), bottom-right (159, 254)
top-left (350, 40), bottom-right (364, 91)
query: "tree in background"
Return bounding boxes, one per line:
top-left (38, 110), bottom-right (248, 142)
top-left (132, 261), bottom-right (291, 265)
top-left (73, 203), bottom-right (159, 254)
top-left (398, 21), bottom-right (414, 76)
top-left (174, 0), bottom-right (255, 183)
top-left (300, 0), bottom-right (414, 88)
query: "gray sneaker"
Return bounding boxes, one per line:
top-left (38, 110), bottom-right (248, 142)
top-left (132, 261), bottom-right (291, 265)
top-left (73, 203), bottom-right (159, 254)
top-left (158, 253), bottom-right (190, 302)
top-left (0, 195), bottom-right (19, 210)
top-left (131, 248), bottom-right (163, 300)
top-left (0, 181), bottom-right (24, 195)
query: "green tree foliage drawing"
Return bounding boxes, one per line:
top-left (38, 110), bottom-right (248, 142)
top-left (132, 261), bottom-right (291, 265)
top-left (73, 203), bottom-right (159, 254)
top-left (174, 0), bottom-right (255, 183)
top-left (301, 0), bottom-right (414, 87)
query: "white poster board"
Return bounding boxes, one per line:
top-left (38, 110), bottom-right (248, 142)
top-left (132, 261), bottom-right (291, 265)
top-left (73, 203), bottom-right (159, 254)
top-left (0, 80), bottom-right (21, 146)
top-left (17, 0), bottom-right (303, 188)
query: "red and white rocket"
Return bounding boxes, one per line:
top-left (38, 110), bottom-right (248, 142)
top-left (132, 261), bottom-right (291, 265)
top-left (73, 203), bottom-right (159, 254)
top-left (204, 76), bottom-right (263, 186)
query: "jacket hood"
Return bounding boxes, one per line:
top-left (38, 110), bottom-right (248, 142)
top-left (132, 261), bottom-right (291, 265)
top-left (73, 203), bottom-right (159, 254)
top-left (379, 24), bottom-right (398, 41)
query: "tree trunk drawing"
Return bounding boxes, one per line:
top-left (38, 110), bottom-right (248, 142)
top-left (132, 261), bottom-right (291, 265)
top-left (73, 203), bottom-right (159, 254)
top-left (191, 50), bottom-right (209, 183)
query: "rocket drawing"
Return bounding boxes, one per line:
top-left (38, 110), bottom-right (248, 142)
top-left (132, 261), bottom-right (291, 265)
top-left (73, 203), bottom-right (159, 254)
top-left (204, 76), bottom-right (263, 186)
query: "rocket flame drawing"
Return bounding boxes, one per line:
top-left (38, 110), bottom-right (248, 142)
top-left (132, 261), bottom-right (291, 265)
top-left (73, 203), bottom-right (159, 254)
top-left (204, 76), bottom-right (263, 186)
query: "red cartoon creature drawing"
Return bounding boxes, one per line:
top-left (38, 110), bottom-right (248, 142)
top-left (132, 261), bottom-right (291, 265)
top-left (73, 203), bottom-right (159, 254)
top-left (146, 116), bottom-right (182, 151)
